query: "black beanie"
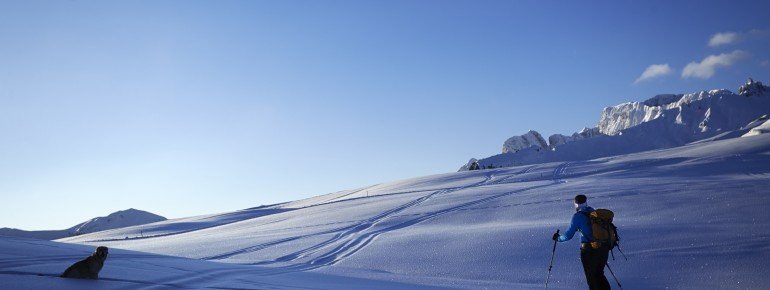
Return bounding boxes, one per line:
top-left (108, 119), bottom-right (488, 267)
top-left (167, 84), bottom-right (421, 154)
top-left (574, 194), bottom-right (587, 205)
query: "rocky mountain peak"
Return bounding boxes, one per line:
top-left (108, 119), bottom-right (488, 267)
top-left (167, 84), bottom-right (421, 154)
top-left (502, 130), bottom-right (548, 154)
top-left (739, 78), bottom-right (768, 97)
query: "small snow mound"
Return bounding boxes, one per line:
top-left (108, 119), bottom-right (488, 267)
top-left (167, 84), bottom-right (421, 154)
top-left (742, 117), bottom-right (770, 137)
top-left (743, 115), bottom-right (769, 130)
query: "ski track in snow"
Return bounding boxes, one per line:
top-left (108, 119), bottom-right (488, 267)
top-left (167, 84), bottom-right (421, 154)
top-left (250, 162), bottom-right (664, 274)
top-left (310, 184), bottom-right (382, 206)
top-left (204, 174), bottom-right (494, 265)
top-left (234, 167), bottom-right (568, 275)
top-left (552, 162), bottom-right (572, 182)
top-left (78, 164), bottom-right (564, 275)
top-left (202, 169), bottom-right (547, 272)
top-left (485, 165), bottom-right (537, 185)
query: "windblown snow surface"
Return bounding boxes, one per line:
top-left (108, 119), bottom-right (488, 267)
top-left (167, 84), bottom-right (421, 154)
top-left (1, 134), bottom-right (769, 289)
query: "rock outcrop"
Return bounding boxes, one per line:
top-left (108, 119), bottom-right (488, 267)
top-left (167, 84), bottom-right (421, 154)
top-left (739, 78), bottom-right (768, 97)
top-left (502, 130), bottom-right (548, 153)
top-left (548, 127), bottom-right (602, 149)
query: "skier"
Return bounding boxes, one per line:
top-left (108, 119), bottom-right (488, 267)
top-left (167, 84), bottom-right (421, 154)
top-left (552, 194), bottom-right (611, 290)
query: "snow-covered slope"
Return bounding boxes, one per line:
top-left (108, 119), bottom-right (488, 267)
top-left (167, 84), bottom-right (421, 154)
top-left (0, 209), bottom-right (166, 240)
top-left (462, 79), bottom-right (770, 170)
top-left (42, 133), bottom-right (770, 289)
top-left (0, 236), bottom-right (431, 290)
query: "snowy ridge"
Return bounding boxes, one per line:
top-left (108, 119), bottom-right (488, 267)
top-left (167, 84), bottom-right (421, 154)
top-left (598, 89), bottom-right (733, 136)
top-left (0, 208), bottom-right (166, 240)
top-left (462, 78), bottom-right (770, 170)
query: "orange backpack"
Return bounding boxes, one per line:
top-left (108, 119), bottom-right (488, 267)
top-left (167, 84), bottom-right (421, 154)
top-left (581, 209), bottom-right (618, 250)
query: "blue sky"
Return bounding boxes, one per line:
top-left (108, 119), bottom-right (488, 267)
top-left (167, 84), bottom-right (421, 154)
top-left (2, 0), bottom-right (769, 230)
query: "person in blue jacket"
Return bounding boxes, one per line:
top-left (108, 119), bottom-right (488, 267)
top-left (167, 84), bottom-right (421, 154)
top-left (552, 194), bottom-right (610, 290)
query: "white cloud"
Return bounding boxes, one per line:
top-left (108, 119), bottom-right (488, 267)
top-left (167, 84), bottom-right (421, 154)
top-left (707, 29), bottom-right (769, 47)
top-left (634, 64), bottom-right (673, 83)
top-left (708, 32), bottom-right (740, 47)
top-left (748, 29), bottom-right (770, 37)
top-left (682, 50), bottom-right (749, 79)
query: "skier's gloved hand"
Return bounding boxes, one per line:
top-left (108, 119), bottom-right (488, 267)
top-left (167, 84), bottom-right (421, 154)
top-left (552, 232), bottom-right (560, 241)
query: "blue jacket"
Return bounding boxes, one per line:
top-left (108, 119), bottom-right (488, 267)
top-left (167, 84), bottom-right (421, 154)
top-left (558, 206), bottom-right (594, 243)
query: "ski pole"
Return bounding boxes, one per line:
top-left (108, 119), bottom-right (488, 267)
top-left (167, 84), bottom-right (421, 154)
top-left (616, 243), bottom-right (629, 261)
top-left (606, 262), bottom-right (623, 290)
top-left (545, 229), bottom-right (559, 290)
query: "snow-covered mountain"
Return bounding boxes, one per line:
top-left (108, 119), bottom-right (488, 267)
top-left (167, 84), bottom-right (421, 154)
top-left (0, 208), bottom-right (166, 240)
top-left (461, 78), bottom-right (770, 170)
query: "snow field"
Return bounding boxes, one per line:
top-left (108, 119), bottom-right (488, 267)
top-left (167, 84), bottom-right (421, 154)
top-left (0, 134), bottom-right (767, 289)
